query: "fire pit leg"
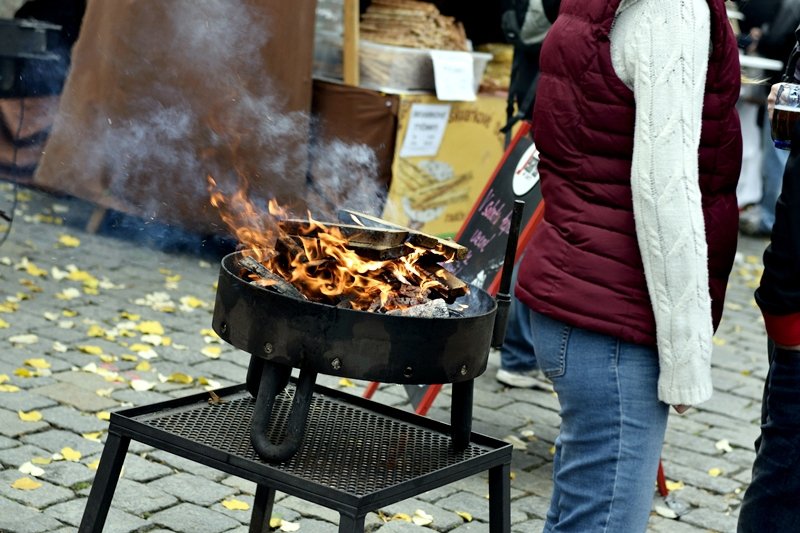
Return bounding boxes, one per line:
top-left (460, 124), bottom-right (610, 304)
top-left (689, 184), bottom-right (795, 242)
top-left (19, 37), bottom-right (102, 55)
top-left (248, 484), bottom-right (275, 533)
top-left (450, 379), bottom-right (474, 451)
top-left (251, 361), bottom-right (318, 462)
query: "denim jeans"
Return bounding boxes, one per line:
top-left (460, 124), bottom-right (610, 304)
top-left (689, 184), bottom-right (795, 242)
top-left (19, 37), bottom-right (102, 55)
top-left (760, 121), bottom-right (790, 232)
top-left (500, 295), bottom-right (538, 371)
top-left (529, 311), bottom-right (669, 533)
top-left (501, 261), bottom-right (538, 371)
top-left (738, 344), bottom-right (800, 532)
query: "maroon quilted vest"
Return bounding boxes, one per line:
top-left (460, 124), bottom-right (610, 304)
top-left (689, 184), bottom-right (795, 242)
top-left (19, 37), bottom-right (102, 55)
top-left (516, 0), bottom-right (742, 346)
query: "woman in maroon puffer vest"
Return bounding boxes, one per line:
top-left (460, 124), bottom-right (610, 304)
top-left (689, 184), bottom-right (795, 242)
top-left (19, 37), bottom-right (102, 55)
top-left (514, 0), bottom-right (742, 530)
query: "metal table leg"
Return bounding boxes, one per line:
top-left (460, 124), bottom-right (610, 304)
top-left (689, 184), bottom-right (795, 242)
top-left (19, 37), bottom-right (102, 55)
top-left (249, 484), bottom-right (276, 533)
top-left (78, 431), bottom-right (130, 533)
top-left (338, 513), bottom-right (365, 533)
top-left (489, 462), bottom-right (511, 533)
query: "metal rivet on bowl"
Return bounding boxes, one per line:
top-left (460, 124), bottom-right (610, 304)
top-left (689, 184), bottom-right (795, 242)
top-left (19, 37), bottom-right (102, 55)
top-left (331, 358), bottom-right (342, 370)
top-left (403, 366), bottom-right (413, 378)
top-left (460, 365), bottom-right (468, 376)
top-left (220, 322), bottom-right (228, 334)
top-left (263, 342), bottom-right (273, 354)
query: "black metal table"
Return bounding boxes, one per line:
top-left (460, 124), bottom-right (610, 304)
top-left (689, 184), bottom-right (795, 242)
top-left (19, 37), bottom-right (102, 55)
top-left (78, 382), bottom-right (513, 532)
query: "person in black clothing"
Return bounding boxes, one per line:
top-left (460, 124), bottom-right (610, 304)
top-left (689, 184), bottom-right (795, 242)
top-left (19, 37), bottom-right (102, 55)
top-left (738, 36), bottom-right (800, 532)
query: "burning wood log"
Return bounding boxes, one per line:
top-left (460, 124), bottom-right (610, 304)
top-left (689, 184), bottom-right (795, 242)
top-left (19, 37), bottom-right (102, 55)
top-left (338, 209), bottom-right (468, 260)
top-left (422, 264), bottom-right (469, 303)
top-left (239, 256), bottom-right (307, 301)
top-left (279, 219), bottom-right (409, 248)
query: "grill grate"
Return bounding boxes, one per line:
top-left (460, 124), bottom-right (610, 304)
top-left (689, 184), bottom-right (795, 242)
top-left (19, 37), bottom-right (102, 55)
top-left (141, 387), bottom-right (490, 496)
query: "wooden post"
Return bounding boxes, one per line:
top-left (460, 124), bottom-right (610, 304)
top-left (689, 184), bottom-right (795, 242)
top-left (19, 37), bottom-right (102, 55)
top-left (343, 0), bottom-right (359, 86)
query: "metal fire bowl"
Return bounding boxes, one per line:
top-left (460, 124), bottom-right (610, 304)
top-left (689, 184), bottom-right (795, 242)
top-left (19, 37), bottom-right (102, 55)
top-left (212, 251), bottom-right (497, 384)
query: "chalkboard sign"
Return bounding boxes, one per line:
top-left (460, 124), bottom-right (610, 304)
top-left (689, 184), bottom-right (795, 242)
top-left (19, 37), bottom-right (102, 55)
top-left (449, 120), bottom-right (544, 296)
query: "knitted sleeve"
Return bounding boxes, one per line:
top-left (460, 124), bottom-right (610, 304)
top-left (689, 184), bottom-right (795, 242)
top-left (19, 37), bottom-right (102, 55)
top-left (610, 0), bottom-right (713, 405)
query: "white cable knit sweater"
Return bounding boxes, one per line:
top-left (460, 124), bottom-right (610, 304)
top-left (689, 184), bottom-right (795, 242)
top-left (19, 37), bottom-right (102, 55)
top-left (610, 0), bottom-right (714, 406)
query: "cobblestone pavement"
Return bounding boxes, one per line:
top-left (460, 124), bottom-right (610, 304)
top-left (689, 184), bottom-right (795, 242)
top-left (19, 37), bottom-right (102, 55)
top-left (0, 184), bottom-right (773, 532)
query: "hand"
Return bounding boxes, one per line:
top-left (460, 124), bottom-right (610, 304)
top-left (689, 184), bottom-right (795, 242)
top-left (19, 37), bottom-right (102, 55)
top-left (768, 83), bottom-right (780, 122)
top-left (672, 404), bottom-right (691, 414)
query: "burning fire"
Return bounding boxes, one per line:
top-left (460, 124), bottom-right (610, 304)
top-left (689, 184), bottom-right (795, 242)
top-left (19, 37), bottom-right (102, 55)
top-left (208, 177), bottom-right (463, 312)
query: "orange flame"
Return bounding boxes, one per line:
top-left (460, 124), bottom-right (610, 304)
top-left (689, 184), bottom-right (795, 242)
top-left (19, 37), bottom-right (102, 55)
top-left (208, 177), bottom-right (456, 311)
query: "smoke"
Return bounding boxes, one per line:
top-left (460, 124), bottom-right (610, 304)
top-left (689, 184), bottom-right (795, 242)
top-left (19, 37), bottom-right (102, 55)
top-left (50, 0), bottom-right (384, 243)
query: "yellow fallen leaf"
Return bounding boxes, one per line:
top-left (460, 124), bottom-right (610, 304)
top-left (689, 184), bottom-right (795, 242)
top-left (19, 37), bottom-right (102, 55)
top-left (269, 517), bottom-right (283, 529)
top-left (24, 263), bottom-right (48, 278)
top-left (202, 346), bottom-right (222, 359)
top-left (456, 511), bottom-right (473, 522)
top-left (87, 325), bottom-right (106, 337)
top-left (549, 445), bottom-right (557, 455)
top-left (0, 301), bottom-right (20, 313)
top-left (52, 341), bottom-right (67, 353)
top-left (338, 378), bottom-right (355, 388)
top-left (24, 358), bottom-right (50, 369)
top-left (129, 343), bottom-right (153, 353)
top-left (0, 384), bottom-right (20, 392)
top-left (166, 373), bottom-right (193, 384)
top-left (198, 376), bottom-right (221, 389)
top-left (57, 234), bottom-right (81, 247)
top-left (708, 468), bottom-right (723, 477)
top-left (165, 274), bottom-right (181, 283)
top-left (0, 374), bottom-right (8, 384)
top-left (712, 337), bottom-right (727, 346)
top-left (200, 328), bottom-right (219, 338)
top-left (18, 410), bottom-right (43, 422)
top-left (99, 354), bottom-right (117, 363)
top-left (30, 457), bottom-right (51, 465)
top-left (82, 432), bottom-right (103, 442)
top-left (62, 309), bottom-right (78, 317)
top-left (96, 411), bottom-right (111, 421)
top-left (180, 296), bottom-right (206, 308)
top-left (0, 318), bottom-right (9, 328)
top-left (136, 321), bottom-right (164, 335)
top-left (135, 361), bottom-right (151, 372)
top-left (14, 368), bottom-right (36, 378)
top-left (391, 513), bottom-right (412, 522)
top-left (120, 354), bottom-right (138, 362)
top-left (96, 388), bottom-right (114, 398)
top-left (87, 459), bottom-right (100, 470)
top-left (11, 477), bottom-right (42, 490)
top-left (715, 439), bottom-right (733, 453)
top-left (78, 345), bottom-right (104, 355)
top-left (61, 447), bottom-right (82, 462)
top-left (221, 499), bottom-right (250, 511)
top-left (665, 480), bottom-right (685, 491)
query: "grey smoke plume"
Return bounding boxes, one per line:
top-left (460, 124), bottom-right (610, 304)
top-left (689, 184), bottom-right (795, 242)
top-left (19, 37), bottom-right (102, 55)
top-left (57, 0), bottom-right (384, 236)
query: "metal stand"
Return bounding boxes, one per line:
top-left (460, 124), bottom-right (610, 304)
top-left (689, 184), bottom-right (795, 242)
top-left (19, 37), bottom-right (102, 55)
top-left (78, 382), bottom-right (512, 533)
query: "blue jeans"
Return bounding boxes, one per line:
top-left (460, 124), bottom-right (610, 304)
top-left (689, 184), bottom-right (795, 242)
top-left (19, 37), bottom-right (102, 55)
top-left (500, 294), bottom-right (538, 371)
top-left (738, 344), bottom-right (800, 532)
top-left (760, 121), bottom-right (790, 232)
top-left (529, 311), bottom-right (669, 533)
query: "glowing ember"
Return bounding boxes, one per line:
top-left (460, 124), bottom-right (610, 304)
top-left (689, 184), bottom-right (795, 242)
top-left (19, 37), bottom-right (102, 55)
top-left (208, 177), bottom-right (467, 312)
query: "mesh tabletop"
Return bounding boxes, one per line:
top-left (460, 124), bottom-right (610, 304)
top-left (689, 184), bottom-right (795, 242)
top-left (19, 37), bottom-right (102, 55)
top-left (114, 383), bottom-right (511, 505)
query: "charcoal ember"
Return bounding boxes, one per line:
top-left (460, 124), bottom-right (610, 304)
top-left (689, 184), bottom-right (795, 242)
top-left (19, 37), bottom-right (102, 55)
top-left (387, 299), bottom-right (449, 318)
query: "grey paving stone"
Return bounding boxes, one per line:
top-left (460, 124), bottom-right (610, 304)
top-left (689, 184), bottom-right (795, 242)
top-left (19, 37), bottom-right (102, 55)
top-left (30, 382), bottom-right (118, 412)
top-left (39, 405), bottom-right (109, 434)
top-left (190, 359), bottom-right (248, 383)
top-left (0, 469), bottom-right (74, 509)
top-left (679, 506), bottom-right (740, 533)
top-left (0, 434), bottom-right (18, 449)
top-left (106, 478), bottom-right (179, 515)
top-left (376, 520), bottom-right (438, 531)
top-left (0, 392), bottom-right (58, 413)
top-left (435, 491), bottom-right (494, 523)
top-left (220, 475), bottom-right (256, 495)
top-left (39, 460), bottom-right (97, 489)
top-left (148, 472), bottom-right (236, 506)
top-left (0, 497), bottom-right (66, 533)
top-left (0, 444), bottom-right (52, 469)
top-left (116, 452), bottom-right (174, 483)
top-left (44, 497), bottom-right (148, 533)
top-left (0, 407), bottom-right (49, 438)
top-left (20, 428), bottom-right (104, 456)
top-left (280, 495), bottom-right (340, 524)
top-left (149, 502), bottom-right (240, 533)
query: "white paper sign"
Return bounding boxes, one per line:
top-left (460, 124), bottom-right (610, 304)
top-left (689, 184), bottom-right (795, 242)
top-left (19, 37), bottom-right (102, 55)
top-left (429, 50), bottom-right (476, 102)
top-left (399, 103), bottom-right (451, 158)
